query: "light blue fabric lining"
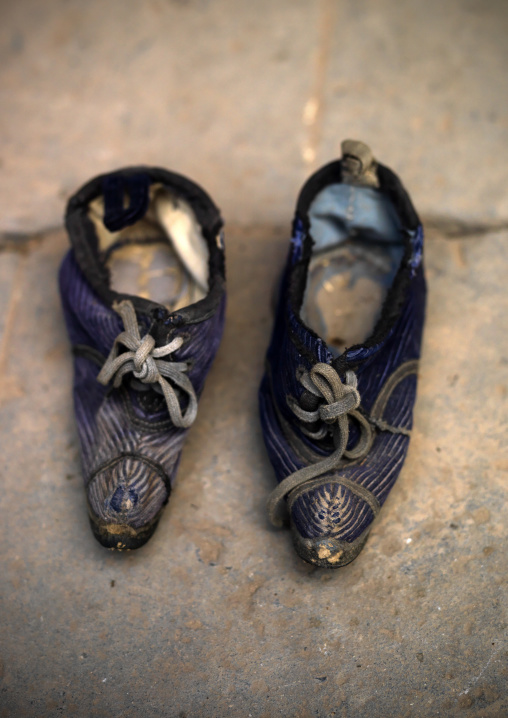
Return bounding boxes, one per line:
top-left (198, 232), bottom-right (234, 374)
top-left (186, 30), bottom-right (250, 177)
top-left (304, 184), bottom-right (411, 356)
top-left (309, 183), bottom-right (405, 252)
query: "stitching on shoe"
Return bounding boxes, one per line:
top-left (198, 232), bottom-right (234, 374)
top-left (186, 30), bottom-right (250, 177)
top-left (86, 451), bottom-right (172, 499)
top-left (266, 359), bottom-right (418, 527)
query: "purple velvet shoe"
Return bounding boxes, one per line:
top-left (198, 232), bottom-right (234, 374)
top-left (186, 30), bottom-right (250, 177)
top-left (259, 141), bottom-right (426, 568)
top-left (60, 168), bottom-right (225, 549)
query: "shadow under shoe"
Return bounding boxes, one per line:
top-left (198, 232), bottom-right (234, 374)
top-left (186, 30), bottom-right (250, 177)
top-left (86, 455), bottom-right (171, 550)
top-left (288, 479), bottom-right (377, 568)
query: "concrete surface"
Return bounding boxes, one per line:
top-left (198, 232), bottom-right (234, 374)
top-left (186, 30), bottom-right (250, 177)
top-left (1, 0), bottom-right (508, 233)
top-left (1, 1), bottom-right (507, 717)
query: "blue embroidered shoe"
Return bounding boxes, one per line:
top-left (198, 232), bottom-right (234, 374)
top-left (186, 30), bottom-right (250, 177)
top-left (259, 140), bottom-right (426, 568)
top-left (60, 168), bottom-right (225, 549)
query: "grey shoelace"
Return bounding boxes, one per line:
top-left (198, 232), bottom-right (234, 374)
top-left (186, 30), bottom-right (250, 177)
top-left (267, 361), bottom-right (414, 527)
top-left (97, 300), bottom-right (198, 428)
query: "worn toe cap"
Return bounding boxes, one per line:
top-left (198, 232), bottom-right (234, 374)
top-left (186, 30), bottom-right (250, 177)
top-left (289, 480), bottom-right (377, 568)
top-left (86, 455), bottom-right (170, 550)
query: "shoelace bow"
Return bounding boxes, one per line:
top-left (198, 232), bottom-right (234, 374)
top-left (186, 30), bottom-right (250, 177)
top-left (267, 362), bottom-right (375, 527)
top-left (97, 300), bottom-right (197, 429)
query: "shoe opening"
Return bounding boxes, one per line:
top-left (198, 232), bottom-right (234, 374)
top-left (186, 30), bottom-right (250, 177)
top-left (88, 184), bottom-right (209, 311)
top-left (301, 144), bottom-right (413, 356)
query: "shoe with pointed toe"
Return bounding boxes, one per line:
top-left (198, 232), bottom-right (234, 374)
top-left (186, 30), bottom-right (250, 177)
top-left (60, 167), bottom-right (226, 549)
top-left (259, 140), bottom-right (426, 568)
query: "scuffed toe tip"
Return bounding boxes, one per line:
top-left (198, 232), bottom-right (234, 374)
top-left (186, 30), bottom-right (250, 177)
top-left (290, 525), bottom-right (371, 568)
top-left (88, 510), bottom-right (163, 550)
top-left (85, 455), bottom-right (170, 550)
top-left (287, 479), bottom-right (378, 567)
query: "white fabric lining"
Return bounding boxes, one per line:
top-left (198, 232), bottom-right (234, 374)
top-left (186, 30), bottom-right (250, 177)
top-left (88, 184), bottom-right (209, 311)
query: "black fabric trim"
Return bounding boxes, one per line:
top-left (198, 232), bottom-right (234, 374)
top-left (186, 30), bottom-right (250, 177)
top-left (65, 166), bottom-right (226, 330)
top-left (287, 158), bottom-right (421, 371)
top-left (295, 159), bottom-right (419, 230)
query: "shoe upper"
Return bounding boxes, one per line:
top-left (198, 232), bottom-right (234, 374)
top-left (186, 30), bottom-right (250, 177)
top-left (259, 142), bottom-right (426, 567)
top-left (60, 167), bottom-right (225, 540)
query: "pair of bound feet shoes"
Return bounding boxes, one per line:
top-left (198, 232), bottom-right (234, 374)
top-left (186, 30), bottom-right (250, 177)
top-left (59, 140), bottom-right (426, 567)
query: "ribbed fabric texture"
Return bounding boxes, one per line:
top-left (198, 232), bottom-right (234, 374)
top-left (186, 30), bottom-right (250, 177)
top-left (60, 250), bottom-right (225, 528)
top-left (259, 219), bottom-right (426, 544)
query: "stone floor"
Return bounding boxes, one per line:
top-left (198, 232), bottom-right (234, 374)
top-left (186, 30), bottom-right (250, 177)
top-left (1, 2), bottom-right (507, 717)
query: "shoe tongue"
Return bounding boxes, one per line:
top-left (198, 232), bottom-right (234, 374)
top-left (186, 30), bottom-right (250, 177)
top-left (341, 139), bottom-right (379, 188)
top-left (154, 190), bottom-right (209, 292)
